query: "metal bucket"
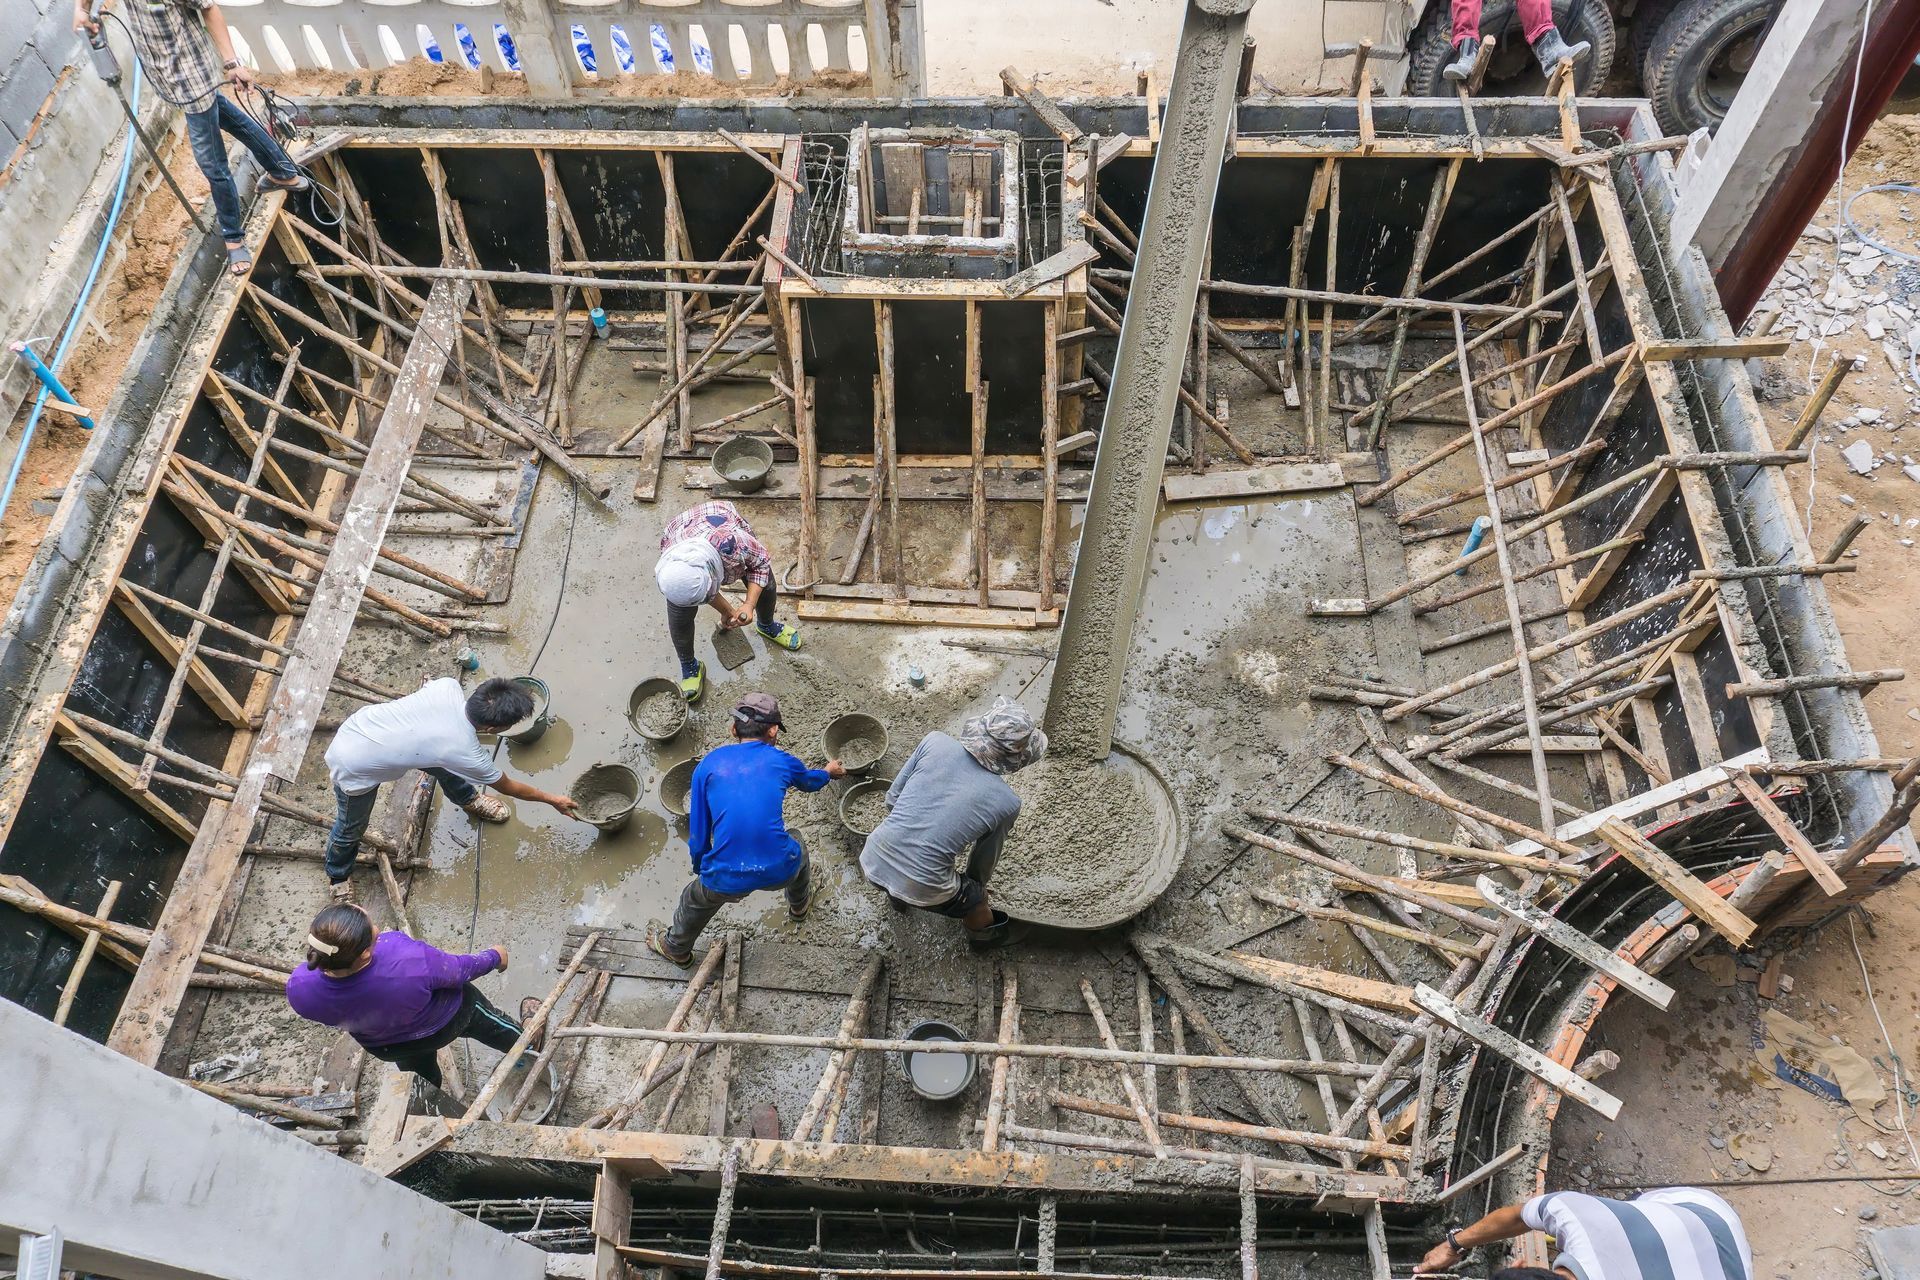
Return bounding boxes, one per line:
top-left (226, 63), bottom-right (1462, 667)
top-left (572, 763), bottom-right (641, 834)
top-left (838, 776), bottom-right (892, 839)
top-left (659, 757), bottom-right (700, 819)
top-left (503, 675), bottom-right (553, 745)
top-left (899, 1019), bottom-right (975, 1101)
top-left (627, 676), bottom-right (689, 743)
top-left (712, 434), bottom-right (774, 493)
top-left (822, 712), bottom-right (888, 775)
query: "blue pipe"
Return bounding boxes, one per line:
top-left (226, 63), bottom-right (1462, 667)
top-left (8, 343), bottom-right (94, 430)
top-left (0, 60), bottom-right (142, 525)
top-left (1454, 515), bottom-right (1491, 575)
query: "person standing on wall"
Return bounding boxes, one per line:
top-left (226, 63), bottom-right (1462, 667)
top-left (323, 676), bottom-right (578, 905)
top-left (74, 0), bottom-right (310, 275)
top-left (1414, 1185), bottom-right (1753, 1279)
top-left (857, 698), bottom-right (1046, 950)
top-left (286, 902), bottom-right (535, 1097)
top-left (654, 500), bottom-right (804, 703)
top-left (646, 693), bottom-right (844, 966)
top-left (1443, 0), bottom-right (1591, 83)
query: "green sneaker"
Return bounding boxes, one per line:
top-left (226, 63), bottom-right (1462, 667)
top-left (758, 621), bottom-right (802, 652)
top-left (678, 662), bottom-right (707, 702)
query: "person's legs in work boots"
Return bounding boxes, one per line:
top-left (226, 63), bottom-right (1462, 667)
top-left (425, 766), bottom-right (510, 825)
top-left (666, 598), bottom-right (705, 700)
top-left (324, 782), bottom-right (380, 902)
top-left (184, 94), bottom-right (307, 275)
top-left (1520, 0), bottom-right (1590, 74)
top-left (1444, 0), bottom-right (1483, 81)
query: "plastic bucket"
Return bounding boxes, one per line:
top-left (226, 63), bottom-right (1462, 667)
top-left (482, 1055), bottom-right (561, 1124)
top-left (899, 1019), bottom-right (975, 1101)
top-left (822, 712), bottom-right (888, 775)
top-left (628, 676), bottom-right (689, 743)
top-left (712, 434), bottom-right (773, 494)
top-left (659, 757), bottom-right (700, 819)
top-left (503, 676), bottom-right (553, 745)
top-left (838, 777), bottom-right (892, 839)
top-left (572, 763), bottom-right (641, 834)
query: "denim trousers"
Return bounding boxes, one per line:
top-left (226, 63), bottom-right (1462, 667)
top-left (665, 848), bottom-right (811, 956)
top-left (325, 768), bottom-right (480, 883)
top-left (183, 92), bottom-right (301, 242)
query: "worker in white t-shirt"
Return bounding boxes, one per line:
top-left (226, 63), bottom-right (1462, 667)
top-left (1416, 1186), bottom-right (1753, 1280)
top-left (322, 677), bottom-right (577, 903)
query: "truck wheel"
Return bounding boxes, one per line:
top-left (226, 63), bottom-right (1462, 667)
top-left (1642, 0), bottom-right (1775, 135)
top-left (1405, 0), bottom-right (1617, 98)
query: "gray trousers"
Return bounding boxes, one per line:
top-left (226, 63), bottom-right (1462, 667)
top-left (666, 847), bottom-right (811, 955)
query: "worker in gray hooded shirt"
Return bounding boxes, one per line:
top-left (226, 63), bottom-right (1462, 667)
top-left (858, 698), bottom-right (1045, 949)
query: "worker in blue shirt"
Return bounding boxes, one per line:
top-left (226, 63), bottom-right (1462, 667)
top-left (649, 692), bottom-right (845, 965)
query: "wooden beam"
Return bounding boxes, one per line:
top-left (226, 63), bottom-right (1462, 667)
top-left (1412, 983), bottom-right (1621, 1120)
top-left (1595, 818), bottom-right (1756, 947)
top-left (1724, 769), bottom-right (1845, 896)
top-left (1641, 336), bottom-right (1793, 362)
top-left (1474, 875), bottom-right (1674, 1009)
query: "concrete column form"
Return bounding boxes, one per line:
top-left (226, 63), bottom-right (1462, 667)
top-left (498, 0), bottom-right (575, 98)
top-left (0, 999), bottom-right (546, 1280)
top-left (1670, 0), bottom-right (1920, 322)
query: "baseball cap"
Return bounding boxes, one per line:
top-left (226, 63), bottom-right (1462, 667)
top-left (732, 692), bottom-right (784, 733)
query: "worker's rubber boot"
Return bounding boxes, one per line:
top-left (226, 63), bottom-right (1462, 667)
top-left (329, 877), bottom-right (358, 906)
top-left (1530, 27), bottom-right (1591, 75)
top-left (1442, 36), bottom-right (1480, 83)
top-left (679, 660), bottom-right (707, 703)
top-left (965, 909), bottom-right (1028, 951)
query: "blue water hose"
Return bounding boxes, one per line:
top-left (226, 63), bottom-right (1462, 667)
top-left (0, 60), bottom-right (143, 526)
top-left (1455, 514), bottom-right (1491, 575)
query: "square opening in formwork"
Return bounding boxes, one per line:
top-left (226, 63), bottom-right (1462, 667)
top-left (842, 128), bottom-right (1022, 278)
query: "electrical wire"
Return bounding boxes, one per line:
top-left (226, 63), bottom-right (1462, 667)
top-left (1849, 912), bottom-right (1920, 1168)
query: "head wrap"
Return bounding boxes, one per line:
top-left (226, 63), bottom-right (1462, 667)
top-left (654, 538), bottom-right (724, 607)
top-left (958, 697), bottom-right (1047, 775)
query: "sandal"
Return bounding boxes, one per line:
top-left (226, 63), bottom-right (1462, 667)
top-left (225, 242), bottom-right (253, 277)
top-left (259, 172), bottom-right (311, 193)
top-left (519, 996), bottom-right (546, 1052)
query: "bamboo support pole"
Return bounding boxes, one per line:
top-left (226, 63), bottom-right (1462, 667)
top-left (1453, 310), bottom-right (1554, 830)
top-left (461, 933), bottom-right (602, 1123)
top-left (1251, 804), bottom-right (1579, 880)
top-left (1358, 343), bottom-right (1632, 510)
top-left (1783, 355), bottom-right (1854, 451)
top-left (1090, 268), bottom-right (1549, 319)
top-left (189, 1079), bottom-right (344, 1130)
top-left (1135, 968), bottom-right (1158, 1114)
top-left (692, 395), bottom-right (790, 441)
top-left (1550, 176), bottom-right (1605, 361)
top-left (1345, 206), bottom-right (1550, 343)
top-left (1344, 260), bottom-right (1606, 442)
top-left (1832, 758), bottom-right (1920, 876)
top-left (555, 1022), bottom-right (1413, 1078)
top-left (706, 1142), bottom-right (739, 1280)
top-left (1443, 676), bottom-right (1671, 759)
top-left (1049, 1091), bottom-right (1411, 1162)
top-left (1318, 162), bottom-right (1341, 436)
top-left (616, 302), bottom-right (772, 450)
top-left (1169, 1010), bottom-right (1193, 1117)
top-left (591, 937), bottom-right (729, 1130)
top-left (53, 879), bottom-right (122, 1026)
top-left (1290, 998), bottom-right (1352, 1167)
top-left (1329, 754), bottom-right (1588, 863)
top-left (982, 969), bottom-right (1020, 1152)
top-left (0, 880), bottom-right (291, 984)
top-left (1727, 670), bottom-right (1904, 700)
top-left (1368, 159), bottom-right (1461, 448)
top-left (1384, 579), bottom-right (1695, 717)
top-left (314, 261), bottom-right (760, 296)
top-left (1218, 823), bottom-right (1501, 934)
top-left (1081, 978), bottom-right (1164, 1154)
top-left (1251, 887), bottom-right (1481, 959)
top-left (1414, 534), bottom-right (1641, 616)
top-left (1424, 753), bottom-right (1586, 821)
top-left (791, 956), bottom-right (883, 1141)
top-left (1397, 438), bottom-right (1606, 526)
top-left (1156, 942), bottom-right (1418, 1039)
top-left (991, 1120), bottom-right (1345, 1181)
top-left (654, 990), bottom-right (720, 1133)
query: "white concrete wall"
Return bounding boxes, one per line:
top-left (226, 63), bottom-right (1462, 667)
top-left (0, 1000), bottom-right (547, 1280)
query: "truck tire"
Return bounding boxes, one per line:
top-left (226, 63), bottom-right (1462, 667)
top-left (1406, 0), bottom-right (1618, 98)
top-left (1641, 0), bottom-right (1775, 135)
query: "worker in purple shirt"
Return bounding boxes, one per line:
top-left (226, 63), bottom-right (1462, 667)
top-left (285, 903), bottom-right (532, 1093)
top-left (647, 693), bottom-right (845, 965)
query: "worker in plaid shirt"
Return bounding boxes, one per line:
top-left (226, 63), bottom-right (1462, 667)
top-left (653, 501), bottom-right (802, 701)
top-left (76, 0), bottom-right (309, 277)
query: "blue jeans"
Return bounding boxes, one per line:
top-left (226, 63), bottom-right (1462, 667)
top-left (183, 93), bottom-right (301, 243)
top-left (326, 769), bottom-right (480, 883)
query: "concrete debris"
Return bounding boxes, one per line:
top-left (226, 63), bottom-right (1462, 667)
top-left (1844, 440), bottom-right (1879, 474)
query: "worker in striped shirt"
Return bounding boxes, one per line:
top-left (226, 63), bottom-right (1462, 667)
top-left (653, 500), bottom-right (802, 701)
top-left (1416, 1186), bottom-right (1752, 1279)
